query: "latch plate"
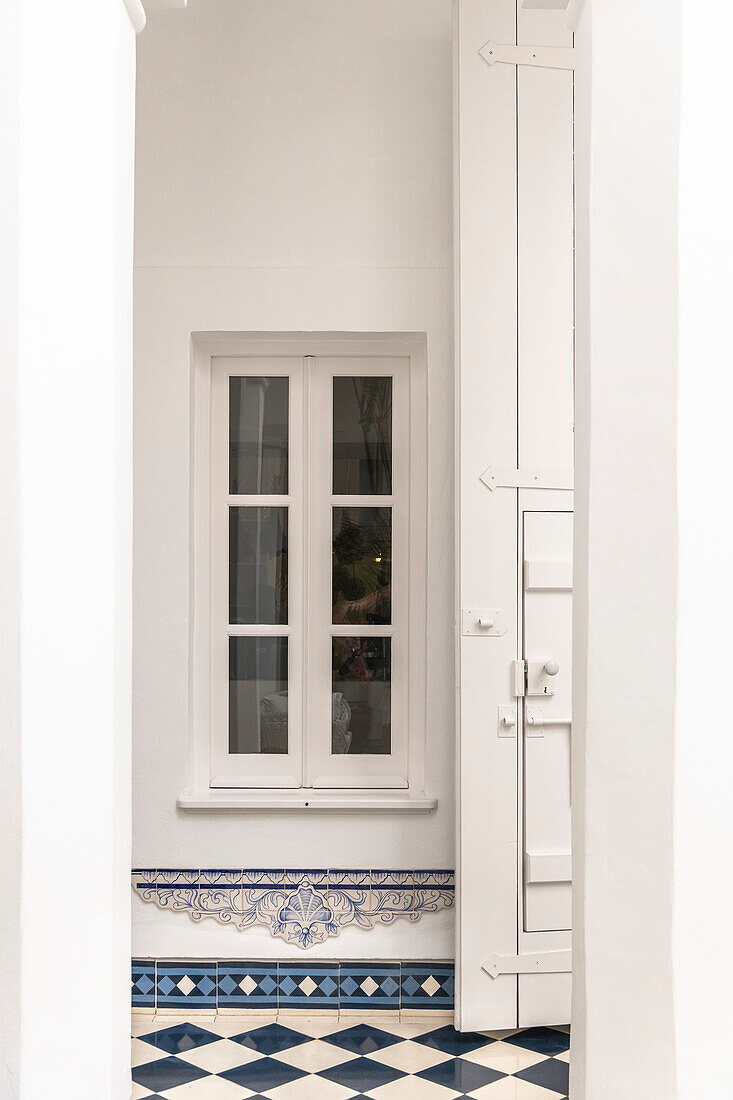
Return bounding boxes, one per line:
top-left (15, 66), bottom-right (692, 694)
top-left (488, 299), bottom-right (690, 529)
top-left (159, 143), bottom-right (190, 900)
top-left (462, 609), bottom-right (509, 637)
top-left (482, 950), bottom-right (572, 979)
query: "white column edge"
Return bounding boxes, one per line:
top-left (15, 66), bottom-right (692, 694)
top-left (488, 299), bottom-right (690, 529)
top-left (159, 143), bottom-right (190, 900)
top-left (123, 0), bottom-right (146, 34)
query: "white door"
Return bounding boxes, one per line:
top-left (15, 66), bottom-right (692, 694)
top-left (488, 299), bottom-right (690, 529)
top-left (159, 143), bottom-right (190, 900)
top-left (456, 0), bottom-right (574, 1030)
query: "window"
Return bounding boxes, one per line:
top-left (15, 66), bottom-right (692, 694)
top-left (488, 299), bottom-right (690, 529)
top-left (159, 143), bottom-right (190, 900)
top-left (189, 335), bottom-right (429, 807)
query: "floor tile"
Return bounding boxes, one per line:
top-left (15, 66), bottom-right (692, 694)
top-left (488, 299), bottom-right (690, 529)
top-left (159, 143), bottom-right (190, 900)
top-left (318, 1055), bottom-right (406, 1091)
top-left (219, 1056), bottom-right (308, 1091)
top-left (515, 1057), bottom-right (569, 1095)
top-left (176, 1037), bottom-right (265, 1073)
top-left (555, 1049), bottom-right (570, 1064)
top-left (132, 1037), bottom-right (171, 1068)
top-left (461, 1040), bottom-right (547, 1074)
top-left (277, 1016), bottom-right (348, 1039)
top-left (139, 1022), bottom-right (222, 1055)
top-left (323, 1024), bottom-right (402, 1056)
top-left (368, 1075), bottom-right (462, 1099)
top-left (274, 1038), bottom-right (360, 1073)
top-left (503, 1029), bottom-right (569, 1057)
top-left (265, 1076), bottom-right (358, 1099)
top-left (212, 1015), bottom-right (278, 1035)
top-left (367, 1039), bottom-right (451, 1073)
top-left (417, 1056), bottom-right (506, 1092)
top-left (470, 1077), bottom-right (566, 1099)
top-left (229, 1023), bottom-right (311, 1056)
top-left (132, 1054), bottom-right (210, 1092)
top-left (157, 1077), bottom-right (250, 1098)
top-left (412, 1025), bottom-right (493, 1056)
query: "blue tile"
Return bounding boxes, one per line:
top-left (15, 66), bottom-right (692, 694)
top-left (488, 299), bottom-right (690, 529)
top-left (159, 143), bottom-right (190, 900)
top-left (132, 960), bottom-right (156, 1009)
top-left (278, 961), bottom-right (339, 1010)
top-left (138, 1023), bottom-right (220, 1055)
top-left (131, 1056), bottom-right (209, 1092)
top-left (339, 962), bottom-right (400, 1009)
top-left (418, 1057), bottom-right (507, 1092)
top-left (229, 1023), bottom-right (310, 1056)
top-left (400, 962), bottom-right (455, 1010)
top-left (318, 1056), bottom-right (406, 1091)
top-left (155, 962), bottom-right (217, 1010)
top-left (217, 962), bottom-right (278, 1010)
top-left (505, 1026), bottom-right (570, 1055)
top-left (413, 1024), bottom-right (491, 1055)
top-left (219, 1058), bottom-right (307, 1091)
top-left (516, 1056), bottom-right (570, 1093)
top-left (323, 1024), bottom-right (402, 1056)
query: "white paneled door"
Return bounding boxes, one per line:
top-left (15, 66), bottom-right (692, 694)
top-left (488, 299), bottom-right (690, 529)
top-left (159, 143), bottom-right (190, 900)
top-left (456, 0), bottom-right (574, 1030)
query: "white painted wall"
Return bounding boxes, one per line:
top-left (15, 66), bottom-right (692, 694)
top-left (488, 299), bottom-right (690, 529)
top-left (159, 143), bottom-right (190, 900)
top-left (0, 1), bottom-right (137, 1096)
top-left (133, 0), bottom-right (455, 958)
top-left (675, 1), bottom-right (733, 1095)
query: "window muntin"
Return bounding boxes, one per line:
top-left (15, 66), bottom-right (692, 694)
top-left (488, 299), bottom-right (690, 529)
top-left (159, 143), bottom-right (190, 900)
top-left (205, 347), bottom-right (421, 793)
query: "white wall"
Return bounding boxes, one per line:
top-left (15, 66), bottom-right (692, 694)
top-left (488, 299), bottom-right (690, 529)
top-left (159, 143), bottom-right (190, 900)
top-left (675, 1), bottom-right (733, 1095)
top-left (571, 0), bottom-right (681, 1096)
top-left (133, 0), bottom-right (455, 958)
top-left (0, 1), bottom-right (137, 1096)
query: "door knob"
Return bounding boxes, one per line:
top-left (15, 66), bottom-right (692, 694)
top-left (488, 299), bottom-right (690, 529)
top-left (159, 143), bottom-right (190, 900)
top-left (543, 660), bottom-right (560, 676)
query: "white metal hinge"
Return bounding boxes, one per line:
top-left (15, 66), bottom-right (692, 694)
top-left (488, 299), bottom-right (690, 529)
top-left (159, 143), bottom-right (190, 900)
top-left (483, 950), bottom-right (572, 979)
top-left (480, 466), bottom-right (574, 492)
top-left (479, 40), bottom-right (576, 71)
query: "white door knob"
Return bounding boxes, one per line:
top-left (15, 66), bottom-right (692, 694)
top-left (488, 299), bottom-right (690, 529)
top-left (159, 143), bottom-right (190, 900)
top-left (544, 659), bottom-right (560, 676)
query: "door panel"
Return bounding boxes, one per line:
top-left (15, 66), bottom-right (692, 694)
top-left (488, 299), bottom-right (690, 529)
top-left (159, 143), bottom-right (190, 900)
top-left (523, 511), bottom-right (573, 933)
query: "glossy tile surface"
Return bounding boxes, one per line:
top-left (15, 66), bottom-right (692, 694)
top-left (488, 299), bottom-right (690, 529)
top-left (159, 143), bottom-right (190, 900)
top-left (131, 1015), bottom-right (570, 1097)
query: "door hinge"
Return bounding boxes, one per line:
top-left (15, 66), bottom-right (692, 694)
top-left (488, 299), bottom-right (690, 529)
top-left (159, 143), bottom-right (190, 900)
top-left (479, 40), bottom-right (576, 71)
top-left (480, 466), bottom-right (574, 492)
top-left (483, 950), bottom-right (572, 979)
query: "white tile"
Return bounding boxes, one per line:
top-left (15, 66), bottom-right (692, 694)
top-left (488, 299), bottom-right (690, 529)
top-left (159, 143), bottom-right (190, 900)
top-left (131, 1084), bottom-right (156, 1100)
top-left (278, 1008), bottom-right (340, 1019)
top-left (461, 1040), bottom-right (547, 1073)
top-left (274, 1039), bottom-right (359, 1073)
top-left (213, 1014), bottom-right (278, 1034)
top-left (378, 1020), bottom-right (437, 1040)
top-left (368, 1039), bottom-right (450, 1073)
top-left (399, 1010), bottom-right (454, 1022)
top-left (159, 1075), bottom-right (253, 1098)
top-left (479, 1029), bottom-right (519, 1040)
top-left (339, 1009), bottom-right (400, 1021)
top-left (265, 1076), bottom-right (356, 1100)
top-left (176, 1037), bottom-right (264, 1073)
top-left (131, 1037), bottom-right (171, 1068)
top-left (131, 1016), bottom-right (158, 1037)
top-left (555, 1048), bottom-right (571, 1063)
top-left (368, 1075), bottom-right (461, 1100)
top-left (470, 1077), bottom-right (566, 1099)
top-left (276, 1015), bottom-right (343, 1039)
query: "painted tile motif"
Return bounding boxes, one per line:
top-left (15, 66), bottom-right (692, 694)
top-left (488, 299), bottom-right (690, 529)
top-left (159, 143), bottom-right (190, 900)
top-left (131, 868), bottom-right (454, 948)
top-left (133, 959), bottom-right (457, 1012)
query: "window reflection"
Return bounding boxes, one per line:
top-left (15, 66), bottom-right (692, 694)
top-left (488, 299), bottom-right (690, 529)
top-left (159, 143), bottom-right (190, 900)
top-left (229, 636), bottom-right (288, 754)
top-left (333, 377), bottom-right (392, 495)
top-left (331, 637), bottom-right (391, 754)
top-left (229, 507), bottom-right (288, 625)
top-left (332, 507), bottom-right (391, 625)
top-left (230, 376), bottom-right (289, 494)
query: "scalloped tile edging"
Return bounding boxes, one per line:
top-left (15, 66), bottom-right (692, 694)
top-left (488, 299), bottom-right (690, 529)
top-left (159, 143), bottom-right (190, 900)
top-left (131, 869), bottom-right (454, 948)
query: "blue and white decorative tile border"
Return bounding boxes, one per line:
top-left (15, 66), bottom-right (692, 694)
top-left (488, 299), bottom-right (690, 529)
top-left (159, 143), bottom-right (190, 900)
top-left (133, 959), bottom-right (455, 1012)
top-left (131, 869), bottom-right (454, 948)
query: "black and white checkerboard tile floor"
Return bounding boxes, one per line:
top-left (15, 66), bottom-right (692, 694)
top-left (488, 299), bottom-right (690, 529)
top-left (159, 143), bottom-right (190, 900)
top-left (131, 1015), bottom-right (570, 1098)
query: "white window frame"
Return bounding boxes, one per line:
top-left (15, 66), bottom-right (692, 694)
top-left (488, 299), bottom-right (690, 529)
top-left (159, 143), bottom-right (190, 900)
top-left (182, 333), bottom-right (435, 812)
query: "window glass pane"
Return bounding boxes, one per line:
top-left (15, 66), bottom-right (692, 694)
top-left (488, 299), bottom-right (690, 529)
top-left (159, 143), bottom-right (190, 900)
top-left (229, 636), bottom-right (288, 754)
top-left (331, 637), bottom-right (391, 754)
top-left (332, 507), bottom-right (391, 625)
top-left (229, 507), bottom-right (288, 625)
top-left (333, 377), bottom-right (392, 495)
top-left (230, 376), bottom-right (289, 494)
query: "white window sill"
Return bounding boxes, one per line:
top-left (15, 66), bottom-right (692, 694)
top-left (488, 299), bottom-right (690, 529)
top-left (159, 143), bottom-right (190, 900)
top-left (177, 789), bottom-right (438, 813)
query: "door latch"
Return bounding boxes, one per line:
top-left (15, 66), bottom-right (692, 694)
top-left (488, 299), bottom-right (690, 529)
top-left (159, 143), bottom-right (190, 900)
top-left (511, 660), bottom-right (559, 698)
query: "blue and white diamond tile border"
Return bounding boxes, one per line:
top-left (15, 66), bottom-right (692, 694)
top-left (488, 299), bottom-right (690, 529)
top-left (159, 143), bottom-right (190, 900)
top-left (131, 869), bottom-right (454, 949)
top-left (133, 960), bottom-right (456, 1013)
top-left (131, 1019), bottom-right (570, 1099)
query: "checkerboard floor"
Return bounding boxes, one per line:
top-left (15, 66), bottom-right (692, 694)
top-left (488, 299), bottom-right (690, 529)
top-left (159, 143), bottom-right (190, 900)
top-left (131, 1015), bottom-right (570, 1098)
